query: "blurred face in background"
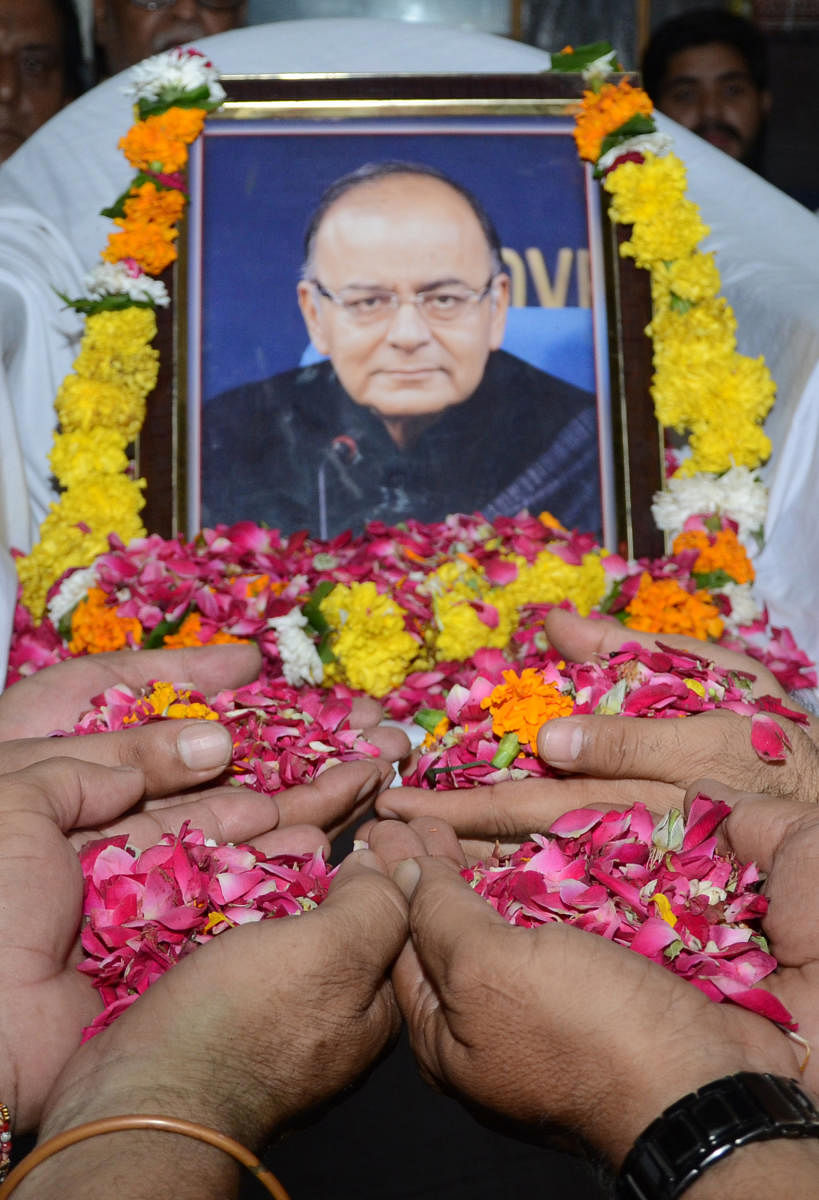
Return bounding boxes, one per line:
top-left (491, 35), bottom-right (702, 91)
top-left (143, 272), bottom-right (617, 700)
top-left (0, 0), bottom-right (67, 162)
top-left (94, 0), bottom-right (247, 76)
top-left (655, 41), bottom-right (770, 164)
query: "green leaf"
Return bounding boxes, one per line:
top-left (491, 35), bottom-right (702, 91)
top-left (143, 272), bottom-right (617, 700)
top-left (413, 708), bottom-right (447, 734)
top-left (142, 607), bottom-right (193, 649)
top-left (55, 290), bottom-right (154, 316)
top-left (491, 732), bottom-right (520, 768)
top-left (693, 569), bottom-right (735, 590)
top-left (302, 580), bottom-right (336, 636)
top-left (597, 114), bottom-right (656, 161)
top-left (550, 41), bottom-right (617, 72)
top-left (599, 578), bottom-right (623, 613)
top-left (136, 84), bottom-right (213, 120)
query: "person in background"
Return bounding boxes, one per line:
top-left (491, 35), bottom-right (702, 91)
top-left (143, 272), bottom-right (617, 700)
top-left (641, 7), bottom-right (770, 173)
top-left (0, 0), bottom-right (85, 163)
top-left (93, 0), bottom-right (246, 77)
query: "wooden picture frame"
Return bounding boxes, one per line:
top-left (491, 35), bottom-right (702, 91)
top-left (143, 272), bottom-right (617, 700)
top-left (139, 73), bottom-right (663, 557)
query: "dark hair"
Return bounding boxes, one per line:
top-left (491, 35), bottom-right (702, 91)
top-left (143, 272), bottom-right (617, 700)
top-left (53, 0), bottom-right (88, 99)
top-left (641, 7), bottom-right (769, 100)
top-left (302, 160), bottom-right (504, 276)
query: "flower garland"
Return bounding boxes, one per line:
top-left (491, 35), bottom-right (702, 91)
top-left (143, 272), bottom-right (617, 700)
top-left (15, 49), bottom-right (226, 619)
top-left (567, 53), bottom-right (775, 485)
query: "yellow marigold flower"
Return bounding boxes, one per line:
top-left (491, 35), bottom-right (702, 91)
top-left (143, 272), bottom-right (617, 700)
top-left (49, 429), bottom-right (130, 489)
top-left (102, 222), bottom-right (179, 275)
top-left (55, 375), bottom-right (145, 441)
top-left (655, 252), bottom-right (722, 307)
top-left (672, 528), bottom-right (755, 584)
top-left (320, 581), bottom-right (418, 696)
top-left (619, 199), bottom-right (709, 270)
top-left (684, 419), bottom-right (771, 476)
top-left (144, 681), bottom-right (219, 719)
top-left (624, 572), bottom-right (724, 640)
top-left (432, 588), bottom-right (517, 662)
top-left (18, 471), bottom-right (147, 617)
top-left (69, 587), bottom-right (143, 654)
top-left (504, 549), bottom-right (607, 617)
top-left (118, 107), bottom-right (205, 173)
top-left (574, 79), bottom-right (654, 162)
top-left (73, 309), bottom-right (159, 405)
top-left (605, 153), bottom-right (688, 224)
top-left (481, 667), bottom-right (574, 750)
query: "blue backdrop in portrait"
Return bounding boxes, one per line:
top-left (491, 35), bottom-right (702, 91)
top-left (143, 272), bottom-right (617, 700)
top-left (190, 117), bottom-right (597, 403)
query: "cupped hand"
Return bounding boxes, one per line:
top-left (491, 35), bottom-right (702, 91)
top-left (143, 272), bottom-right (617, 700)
top-left (0, 643), bottom-right (263, 741)
top-left (380, 610), bottom-right (819, 841)
top-left (36, 849), bottom-right (409, 1155)
top-left (0, 733), bottom-right (406, 1134)
top-left (374, 791), bottom-right (815, 1168)
top-left (545, 607), bottom-right (819, 737)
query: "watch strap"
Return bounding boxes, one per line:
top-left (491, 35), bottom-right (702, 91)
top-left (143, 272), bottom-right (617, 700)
top-left (615, 1072), bottom-right (819, 1200)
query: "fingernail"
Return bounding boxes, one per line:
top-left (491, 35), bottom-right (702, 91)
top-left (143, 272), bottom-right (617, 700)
top-left (352, 847), bottom-right (381, 870)
top-left (353, 839), bottom-right (369, 852)
top-left (539, 719), bottom-right (583, 766)
top-left (177, 722), bottom-right (232, 770)
top-left (392, 857), bottom-right (421, 899)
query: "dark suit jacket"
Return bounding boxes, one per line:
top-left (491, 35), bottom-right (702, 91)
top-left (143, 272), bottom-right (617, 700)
top-left (202, 349), bottom-right (601, 538)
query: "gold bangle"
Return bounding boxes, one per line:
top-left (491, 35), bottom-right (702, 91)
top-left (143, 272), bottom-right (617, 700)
top-left (0, 1115), bottom-right (292, 1199)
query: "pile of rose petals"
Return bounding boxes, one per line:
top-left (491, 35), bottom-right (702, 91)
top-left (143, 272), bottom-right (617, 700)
top-left (78, 794), bottom-right (793, 1038)
top-left (464, 793), bottom-right (795, 1030)
top-left (78, 823), bottom-right (336, 1038)
top-left (405, 641), bottom-right (808, 789)
top-left (61, 678), bottom-right (381, 794)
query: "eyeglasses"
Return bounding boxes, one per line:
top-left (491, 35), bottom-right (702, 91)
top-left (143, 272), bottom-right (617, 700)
top-left (309, 276), bottom-right (497, 326)
top-left (127, 0), bottom-right (243, 11)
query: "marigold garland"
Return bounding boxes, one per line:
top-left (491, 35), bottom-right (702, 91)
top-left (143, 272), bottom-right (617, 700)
top-left (16, 49), bottom-right (224, 618)
top-left (571, 66), bottom-right (776, 480)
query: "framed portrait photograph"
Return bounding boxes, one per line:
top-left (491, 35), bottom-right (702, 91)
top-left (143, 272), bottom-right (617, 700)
top-left (141, 74), bottom-right (662, 556)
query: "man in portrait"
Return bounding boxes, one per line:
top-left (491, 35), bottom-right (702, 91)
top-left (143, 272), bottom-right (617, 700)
top-left (202, 161), bottom-right (601, 539)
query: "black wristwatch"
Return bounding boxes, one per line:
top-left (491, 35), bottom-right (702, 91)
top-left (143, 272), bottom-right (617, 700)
top-left (615, 1072), bottom-right (819, 1199)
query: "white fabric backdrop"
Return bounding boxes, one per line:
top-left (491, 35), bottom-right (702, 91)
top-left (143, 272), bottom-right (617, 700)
top-left (1, 17), bottom-right (817, 686)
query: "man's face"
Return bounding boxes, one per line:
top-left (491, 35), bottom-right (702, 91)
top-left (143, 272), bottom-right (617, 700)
top-left (297, 175), bottom-right (509, 427)
top-left (0, 0), bottom-right (66, 163)
top-left (95, 0), bottom-right (246, 76)
top-left (655, 41), bottom-right (770, 163)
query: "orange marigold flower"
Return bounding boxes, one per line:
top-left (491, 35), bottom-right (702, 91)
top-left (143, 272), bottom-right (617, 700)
top-left (671, 528), bottom-right (755, 584)
top-left (624, 572), bottom-right (724, 641)
top-left (69, 587), bottom-right (143, 654)
top-left (574, 79), bottom-right (654, 163)
top-left (162, 612), bottom-right (247, 649)
top-left (121, 181), bottom-right (186, 226)
top-left (102, 222), bottom-right (179, 275)
top-left (119, 107), bottom-right (205, 173)
top-left (144, 681), bottom-right (219, 720)
top-left (482, 667), bottom-right (574, 750)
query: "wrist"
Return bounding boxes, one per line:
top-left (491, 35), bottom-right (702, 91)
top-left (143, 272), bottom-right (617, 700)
top-left (684, 1138), bottom-right (819, 1198)
top-left (597, 1031), bottom-right (802, 1167)
top-left (615, 1073), bottom-right (819, 1200)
